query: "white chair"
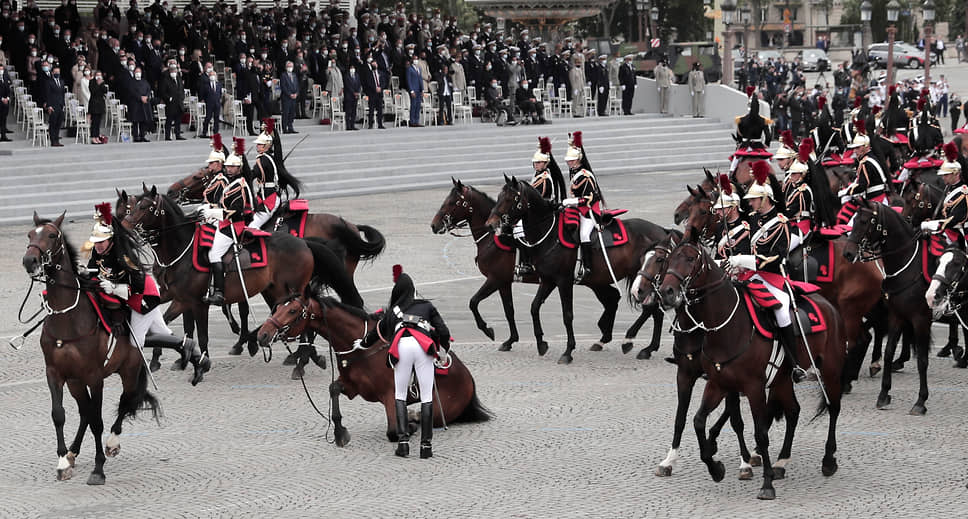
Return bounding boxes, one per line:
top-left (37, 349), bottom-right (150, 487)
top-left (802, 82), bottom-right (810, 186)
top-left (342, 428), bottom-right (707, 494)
top-left (155, 104), bottom-right (167, 140)
top-left (420, 92), bottom-right (436, 126)
top-left (535, 88), bottom-right (553, 121)
top-left (75, 105), bottom-right (91, 143)
top-left (319, 90), bottom-right (331, 120)
top-left (390, 75), bottom-right (400, 92)
top-left (557, 85), bottom-right (573, 118)
top-left (29, 107), bottom-right (50, 147)
top-left (231, 100), bottom-right (245, 137)
top-left (383, 89), bottom-right (394, 115)
top-left (311, 84), bottom-right (323, 119)
top-left (609, 85), bottom-right (622, 115)
top-left (330, 96), bottom-right (346, 131)
top-left (116, 104), bottom-right (132, 142)
top-left (453, 91), bottom-right (472, 124)
top-left (582, 86), bottom-right (594, 117)
top-left (195, 102), bottom-right (206, 137)
top-left (393, 93), bottom-right (410, 127)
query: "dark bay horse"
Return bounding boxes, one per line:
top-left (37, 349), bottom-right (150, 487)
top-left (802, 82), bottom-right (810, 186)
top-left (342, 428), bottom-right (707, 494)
top-left (431, 178), bottom-right (665, 358)
top-left (631, 235), bottom-right (758, 479)
top-left (925, 248), bottom-right (968, 368)
top-left (844, 200), bottom-right (932, 415)
top-left (485, 176), bottom-right (671, 364)
top-left (658, 239), bottom-right (846, 500)
top-left (256, 292), bottom-right (491, 445)
top-left (23, 213), bottom-right (161, 485)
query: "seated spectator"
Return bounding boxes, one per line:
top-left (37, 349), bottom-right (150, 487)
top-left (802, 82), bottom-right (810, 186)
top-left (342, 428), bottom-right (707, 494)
top-left (515, 78), bottom-right (547, 124)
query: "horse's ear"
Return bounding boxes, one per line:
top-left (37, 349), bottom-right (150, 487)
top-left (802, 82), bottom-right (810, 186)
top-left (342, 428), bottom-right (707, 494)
top-left (121, 189), bottom-right (128, 200)
top-left (53, 211), bottom-right (65, 228)
top-left (511, 175), bottom-right (517, 184)
top-left (142, 182), bottom-right (149, 193)
top-left (149, 185), bottom-right (158, 197)
top-left (687, 185), bottom-right (698, 198)
top-left (504, 173), bottom-right (510, 184)
top-left (451, 176), bottom-right (458, 186)
top-left (116, 188), bottom-right (123, 200)
top-left (704, 168), bottom-right (715, 184)
top-left (32, 211), bottom-right (42, 226)
top-left (696, 185), bottom-right (707, 199)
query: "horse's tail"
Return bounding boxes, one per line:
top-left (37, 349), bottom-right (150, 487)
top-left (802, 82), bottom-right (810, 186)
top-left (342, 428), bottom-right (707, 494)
top-left (452, 379), bottom-right (493, 424)
top-left (305, 237), bottom-right (365, 308)
top-left (118, 361), bottom-right (162, 425)
top-left (331, 220), bottom-right (386, 262)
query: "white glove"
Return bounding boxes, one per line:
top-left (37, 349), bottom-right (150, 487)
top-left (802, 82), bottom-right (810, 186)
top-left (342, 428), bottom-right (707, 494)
top-left (837, 187), bottom-right (850, 198)
top-left (921, 220), bottom-right (940, 232)
top-left (562, 197), bottom-right (579, 207)
top-left (100, 280), bottom-right (130, 299)
top-left (351, 338), bottom-right (363, 350)
top-left (730, 255), bottom-right (756, 271)
top-left (202, 206), bottom-right (224, 222)
top-left (621, 85), bottom-right (626, 91)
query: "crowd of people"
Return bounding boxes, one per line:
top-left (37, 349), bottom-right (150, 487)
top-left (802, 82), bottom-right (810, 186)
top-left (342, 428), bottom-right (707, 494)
top-left (0, 0), bottom-right (642, 146)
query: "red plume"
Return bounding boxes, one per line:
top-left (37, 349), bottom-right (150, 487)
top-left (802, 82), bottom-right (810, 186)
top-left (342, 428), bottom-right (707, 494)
top-left (718, 174), bottom-right (732, 196)
top-left (917, 97), bottom-right (926, 111)
top-left (262, 117), bottom-right (275, 134)
top-left (853, 96), bottom-right (863, 109)
top-left (854, 118), bottom-right (867, 135)
top-left (211, 133), bottom-right (223, 151)
top-left (539, 136), bottom-right (551, 154)
top-left (817, 96), bottom-right (826, 110)
top-left (888, 84), bottom-right (897, 97)
top-left (234, 137), bottom-right (245, 156)
top-left (944, 141), bottom-right (959, 162)
top-left (392, 264), bottom-right (403, 283)
top-left (921, 87), bottom-right (930, 97)
top-left (571, 131), bottom-right (583, 148)
top-left (780, 129), bottom-right (795, 150)
top-left (799, 138), bottom-right (815, 163)
top-left (752, 161), bottom-right (770, 185)
top-left (746, 85), bottom-right (755, 98)
top-left (872, 105), bottom-right (882, 115)
top-left (95, 202), bottom-right (112, 226)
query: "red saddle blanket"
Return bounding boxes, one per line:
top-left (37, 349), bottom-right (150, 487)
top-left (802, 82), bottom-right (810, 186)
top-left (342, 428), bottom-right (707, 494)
top-left (921, 234), bottom-right (949, 283)
top-left (558, 207), bottom-right (630, 249)
top-left (86, 292), bottom-right (113, 334)
top-left (742, 282), bottom-right (827, 340)
top-left (903, 157), bottom-right (943, 170)
top-left (267, 199), bottom-right (310, 238)
top-left (191, 223), bottom-right (270, 273)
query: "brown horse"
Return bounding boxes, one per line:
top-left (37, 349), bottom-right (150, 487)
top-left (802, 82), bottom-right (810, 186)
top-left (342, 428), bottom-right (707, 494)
top-left (23, 213), bottom-right (162, 485)
top-left (658, 239), bottom-right (846, 500)
top-left (430, 178), bottom-right (665, 358)
top-left (256, 291), bottom-right (491, 445)
top-left (122, 188), bottom-right (355, 363)
top-left (167, 167), bottom-right (212, 204)
top-left (485, 176), bottom-right (672, 364)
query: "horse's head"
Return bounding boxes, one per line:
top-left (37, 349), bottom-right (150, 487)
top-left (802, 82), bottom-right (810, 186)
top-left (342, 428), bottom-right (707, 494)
top-left (843, 200), bottom-right (884, 262)
top-left (431, 177), bottom-right (474, 234)
top-left (901, 180), bottom-right (937, 226)
top-left (124, 185), bottom-right (167, 234)
top-left (24, 212), bottom-right (67, 277)
top-left (673, 171), bottom-right (716, 225)
top-left (658, 239), bottom-right (710, 311)
top-left (167, 168), bottom-right (211, 204)
top-left (632, 234), bottom-right (678, 307)
top-left (257, 291), bottom-right (314, 347)
top-left (486, 174), bottom-right (529, 235)
top-left (683, 189), bottom-right (719, 243)
top-left (926, 249), bottom-right (968, 319)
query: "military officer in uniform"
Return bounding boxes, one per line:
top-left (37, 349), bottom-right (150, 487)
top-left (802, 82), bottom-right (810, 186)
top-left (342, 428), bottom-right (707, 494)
top-left (712, 174), bottom-right (751, 260)
top-left (202, 144), bottom-right (254, 306)
top-left (515, 137), bottom-right (566, 277)
top-left (921, 142), bottom-right (968, 247)
top-left (250, 121), bottom-right (279, 230)
top-left (783, 141), bottom-right (816, 239)
top-left (561, 131), bottom-right (601, 282)
top-left (839, 125), bottom-right (890, 209)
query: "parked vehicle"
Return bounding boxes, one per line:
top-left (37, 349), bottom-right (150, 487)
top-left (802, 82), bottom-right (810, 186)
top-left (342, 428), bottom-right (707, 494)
top-left (868, 42), bottom-right (938, 69)
top-left (799, 48), bottom-right (829, 72)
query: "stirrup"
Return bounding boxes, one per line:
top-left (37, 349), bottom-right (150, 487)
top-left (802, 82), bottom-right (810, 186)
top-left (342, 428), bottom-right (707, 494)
top-left (514, 263), bottom-right (534, 278)
top-left (792, 366), bottom-right (817, 383)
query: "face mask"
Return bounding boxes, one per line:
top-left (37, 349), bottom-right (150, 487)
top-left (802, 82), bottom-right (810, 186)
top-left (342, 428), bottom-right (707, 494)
top-left (31, 50), bottom-right (38, 57)
top-left (349, 68), bottom-right (355, 74)
top-left (95, 76), bottom-right (102, 81)
top-left (54, 30), bottom-right (60, 36)
top-left (286, 67), bottom-right (293, 73)
top-left (522, 83), bottom-right (528, 89)
top-left (114, 47), bottom-right (120, 52)
top-left (134, 72), bottom-right (142, 80)
top-left (128, 65), bottom-right (135, 71)
top-left (241, 36), bottom-right (246, 42)
top-left (342, 44), bottom-right (348, 50)
top-left (491, 83), bottom-right (497, 88)
top-left (206, 68), bottom-right (213, 74)
top-left (18, 26), bottom-right (25, 32)
top-left (64, 34), bottom-right (70, 40)
top-left (28, 38), bottom-right (35, 44)
top-left (42, 65), bottom-right (50, 72)
top-left (137, 37), bottom-right (143, 42)
top-left (170, 72), bottom-right (177, 79)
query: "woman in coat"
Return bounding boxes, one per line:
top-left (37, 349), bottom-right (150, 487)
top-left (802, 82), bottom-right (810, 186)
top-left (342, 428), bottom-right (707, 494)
top-left (88, 70), bottom-right (109, 144)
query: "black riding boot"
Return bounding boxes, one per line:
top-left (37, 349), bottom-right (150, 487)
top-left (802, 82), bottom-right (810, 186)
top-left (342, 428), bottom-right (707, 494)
top-left (778, 324), bottom-right (815, 383)
top-left (576, 243), bottom-right (594, 282)
top-left (419, 401), bottom-right (434, 459)
top-left (108, 309), bottom-right (129, 338)
top-left (394, 399), bottom-right (409, 457)
top-left (205, 263), bottom-right (226, 306)
top-left (515, 248), bottom-right (534, 278)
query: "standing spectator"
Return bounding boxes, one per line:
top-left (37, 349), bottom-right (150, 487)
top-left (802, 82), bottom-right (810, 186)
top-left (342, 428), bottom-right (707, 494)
top-left (343, 63), bottom-right (361, 130)
top-left (688, 62), bottom-right (706, 118)
top-left (126, 66), bottom-right (152, 142)
top-left (280, 60), bottom-right (299, 133)
top-left (568, 52), bottom-right (586, 115)
top-left (0, 63), bottom-right (11, 142)
top-left (362, 58), bottom-right (387, 129)
top-left (451, 52), bottom-right (467, 93)
top-left (157, 61), bottom-right (185, 140)
top-left (594, 55), bottom-right (609, 116)
top-left (655, 58), bottom-right (673, 115)
top-left (74, 67), bottom-right (91, 112)
top-left (325, 59), bottom-right (344, 100)
top-left (88, 71), bottom-right (108, 144)
top-left (957, 35), bottom-right (965, 63)
top-left (936, 76), bottom-right (949, 118)
top-left (236, 58), bottom-right (259, 135)
top-left (618, 54), bottom-right (635, 115)
top-left (935, 37), bottom-right (945, 65)
top-left (406, 57), bottom-right (423, 127)
top-left (198, 68), bottom-right (222, 137)
top-left (435, 63), bottom-right (453, 125)
top-left (950, 94), bottom-right (962, 134)
top-left (42, 64), bottom-right (67, 147)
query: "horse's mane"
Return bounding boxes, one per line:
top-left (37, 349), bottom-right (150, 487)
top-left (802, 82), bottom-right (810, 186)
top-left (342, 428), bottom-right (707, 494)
top-left (158, 192), bottom-right (188, 222)
top-left (466, 184), bottom-right (496, 206)
top-left (36, 218), bottom-right (80, 271)
top-left (318, 295), bottom-right (372, 321)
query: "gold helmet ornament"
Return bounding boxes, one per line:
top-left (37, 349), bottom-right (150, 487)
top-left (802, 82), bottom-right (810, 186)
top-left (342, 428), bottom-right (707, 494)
top-left (743, 161), bottom-right (775, 200)
top-left (564, 131), bottom-right (583, 162)
top-left (712, 174), bottom-right (740, 209)
top-left (774, 130), bottom-right (797, 160)
top-left (533, 136), bottom-right (551, 163)
top-left (89, 202), bottom-right (114, 243)
top-left (255, 118), bottom-right (275, 147)
top-left (940, 141), bottom-right (962, 176)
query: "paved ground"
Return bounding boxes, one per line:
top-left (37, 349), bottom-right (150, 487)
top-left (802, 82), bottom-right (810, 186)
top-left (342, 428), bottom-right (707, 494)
top-left (2, 106), bottom-right (968, 517)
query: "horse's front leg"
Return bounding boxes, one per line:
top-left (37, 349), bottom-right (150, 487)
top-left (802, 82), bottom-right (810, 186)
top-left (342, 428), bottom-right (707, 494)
top-left (469, 277), bottom-right (500, 342)
top-left (588, 284), bottom-right (620, 351)
top-left (46, 368), bottom-right (73, 481)
top-left (329, 380), bottom-right (351, 446)
top-left (530, 279), bottom-right (557, 357)
top-left (694, 380), bottom-right (728, 482)
top-left (84, 380), bottom-right (107, 486)
top-left (656, 363), bottom-right (699, 477)
top-left (556, 280), bottom-right (576, 364)
top-left (498, 283), bottom-right (519, 351)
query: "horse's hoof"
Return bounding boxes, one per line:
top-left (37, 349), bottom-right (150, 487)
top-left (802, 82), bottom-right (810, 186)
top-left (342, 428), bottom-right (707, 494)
top-left (282, 352), bottom-right (298, 366)
top-left (56, 466), bottom-right (73, 481)
top-left (890, 361), bottom-right (905, 372)
top-left (497, 341), bottom-right (513, 352)
top-left (909, 403), bottom-right (927, 416)
top-left (312, 355), bottom-right (326, 370)
top-left (536, 341), bottom-right (549, 356)
top-left (589, 342), bottom-right (604, 352)
top-left (149, 359), bottom-right (161, 372)
top-left (335, 429), bottom-right (351, 447)
top-left (291, 366), bottom-right (305, 380)
top-left (738, 467), bottom-right (754, 480)
top-left (557, 354), bottom-right (573, 365)
top-left (66, 451), bottom-right (76, 467)
top-left (105, 445), bottom-right (120, 457)
top-left (621, 341), bottom-right (633, 354)
top-left (190, 357), bottom-right (210, 386)
top-left (483, 327), bottom-right (495, 341)
top-left (663, 356), bottom-right (677, 365)
top-left (247, 338), bottom-right (259, 357)
top-left (876, 394), bottom-right (892, 410)
top-left (937, 344), bottom-right (954, 357)
top-left (228, 345), bottom-right (243, 356)
top-left (869, 364), bottom-right (882, 378)
top-left (843, 382), bottom-right (853, 395)
top-left (773, 467), bottom-right (786, 480)
top-left (655, 465), bottom-right (672, 477)
top-left (169, 358), bottom-right (186, 371)
top-left (749, 454), bottom-right (762, 467)
top-left (955, 358), bottom-right (968, 369)
top-left (822, 457), bottom-right (839, 477)
top-left (637, 349), bottom-right (653, 360)
top-left (709, 460), bottom-right (726, 482)
top-left (757, 488), bottom-right (776, 500)
top-left (86, 472), bottom-right (106, 486)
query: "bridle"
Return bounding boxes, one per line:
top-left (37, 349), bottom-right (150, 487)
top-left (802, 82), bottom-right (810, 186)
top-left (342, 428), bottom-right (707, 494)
top-left (25, 222), bottom-right (81, 315)
top-left (170, 171), bottom-right (210, 204)
top-left (662, 242), bottom-right (739, 333)
top-left (438, 187), bottom-right (489, 242)
top-left (848, 205), bottom-right (921, 278)
top-left (265, 297), bottom-right (316, 340)
top-left (498, 182), bottom-right (556, 248)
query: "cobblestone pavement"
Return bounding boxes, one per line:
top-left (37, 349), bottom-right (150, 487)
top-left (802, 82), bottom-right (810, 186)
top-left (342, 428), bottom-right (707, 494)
top-left (1, 168), bottom-right (966, 518)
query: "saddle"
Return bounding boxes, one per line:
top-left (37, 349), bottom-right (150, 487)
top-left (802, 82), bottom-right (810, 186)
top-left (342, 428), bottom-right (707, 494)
top-left (741, 281), bottom-right (827, 340)
top-left (921, 234), bottom-right (949, 283)
top-left (558, 207), bottom-right (630, 249)
top-left (267, 199), bottom-right (310, 238)
top-left (191, 223), bottom-right (271, 274)
top-left (787, 236), bottom-right (840, 284)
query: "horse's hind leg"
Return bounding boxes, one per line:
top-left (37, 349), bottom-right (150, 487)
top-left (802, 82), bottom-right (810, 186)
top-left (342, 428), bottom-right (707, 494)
top-left (769, 379), bottom-right (800, 481)
top-left (637, 305), bottom-right (665, 359)
top-left (469, 278), bottom-right (500, 343)
top-left (938, 321), bottom-right (958, 357)
top-left (657, 367), bottom-right (698, 477)
top-left (498, 283), bottom-right (519, 351)
top-left (329, 381), bottom-right (351, 446)
top-left (65, 380), bottom-right (90, 465)
top-left (530, 280), bottom-right (556, 357)
top-left (712, 392), bottom-right (754, 480)
top-left (694, 382), bottom-right (728, 483)
top-left (890, 323), bottom-right (913, 371)
top-left (84, 381), bottom-right (107, 486)
top-left (46, 369), bottom-right (72, 481)
top-left (621, 307), bottom-right (649, 355)
top-left (909, 318), bottom-right (931, 415)
top-left (589, 284), bottom-right (620, 351)
top-left (556, 280), bottom-right (577, 365)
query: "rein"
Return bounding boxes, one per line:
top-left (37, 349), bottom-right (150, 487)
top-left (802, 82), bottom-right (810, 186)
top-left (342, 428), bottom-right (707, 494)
top-left (850, 208), bottom-right (921, 277)
top-left (439, 190), bottom-right (494, 242)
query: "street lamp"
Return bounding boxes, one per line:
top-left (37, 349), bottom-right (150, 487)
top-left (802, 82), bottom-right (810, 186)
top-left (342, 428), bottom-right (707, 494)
top-left (739, 5), bottom-right (751, 52)
top-left (650, 5), bottom-right (660, 45)
top-left (923, 0), bottom-right (935, 86)
top-left (860, 0), bottom-right (872, 51)
top-left (635, 0), bottom-right (648, 43)
top-left (721, 0), bottom-right (737, 87)
top-left (886, 0), bottom-right (900, 85)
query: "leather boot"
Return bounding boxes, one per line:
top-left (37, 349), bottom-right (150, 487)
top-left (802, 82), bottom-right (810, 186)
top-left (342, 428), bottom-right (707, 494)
top-left (576, 243), bottom-right (594, 282)
top-left (108, 309), bottom-right (129, 337)
top-left (419, 401), bottom-right (434, 459)
top-left (394, 399), bottom-right (409, 457)
top-left (778, 324), bottom-right (816, 383)
top-left (204, 263), bottom-right (226, 306)
top-left (514, 248), bottom-right (534, 278)
top-left (143, 334), bottom-right (194, 370)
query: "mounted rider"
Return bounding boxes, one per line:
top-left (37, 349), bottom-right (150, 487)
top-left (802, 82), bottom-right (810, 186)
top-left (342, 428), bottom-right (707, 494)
top-left (201, 136), bottom-right (228, 206)
top-left (731, 85), bottom-right (773, 186)
top-left (516, 136), bottom-right (567, 277)
top-left (921, 141), bottom-right (968, 249)
top-left (726, 161), bottom-right (815, 383)
top-left (561, 131), bottom-right (602, 282)
top-left (250, 118), bottom-right (303, 231)
top-left (203, 138), bottom-right (255, 306)
top-left (773, 129), bottom-right (798, 174)
top-left (712, 173), bottom-right (751, 260)
top-left (784, 138), bottom-right (816, 239)
top-left (839, 120), bottom-right (890, 208)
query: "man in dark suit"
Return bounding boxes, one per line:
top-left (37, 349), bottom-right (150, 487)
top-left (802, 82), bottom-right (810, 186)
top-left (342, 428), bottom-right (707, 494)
top-left (198, 68), bottom-right (222, 137)
top-left (157, 61), bottom-right (185, 140)
top-left (343, 64), bottom-right (361, 131)
top-left (236, 58), bottom-right (259, 135)
top-left (42, 64), bottom-right (66, 146)
top-left (515, 77), bottom-right (546, 124)
top-left (126, 66), bottom-right (153, 142)
top-left (618, 54), bottom-right (636, 116)
top-left (280, 60), bottom-right (299, 133)
top-left (434, 63), bottom-right (453, 126)
top-left (0, 64), bottom-right (11, 142)
top-left (406, 57), bottom-right (423, 127)
top-left (361, 59), bottom-right (387, 129)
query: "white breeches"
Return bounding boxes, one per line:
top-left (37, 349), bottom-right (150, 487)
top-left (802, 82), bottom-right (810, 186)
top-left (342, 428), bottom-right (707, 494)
top-left (393, 336), bottom-right (435, 403)
top-left (209, 231), bottom-right (233, 263)
top-left (751, 274), bottom-right (792, 327)
top-left (512, 220), bottom-right (525, 239)
top-left (129, 307), bottom-right (172, 349)
top-left (579, 215), bottom-right (595, 243)
top-left (250, 207), bottom-right (275, 230)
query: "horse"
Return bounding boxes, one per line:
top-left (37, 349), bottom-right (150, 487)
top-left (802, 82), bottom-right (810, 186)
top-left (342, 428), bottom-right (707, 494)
top-left (167, 167), bottom-right (212, 204)
top-left (122, 188), bottom-right (357, 365)
top-left (843, 199), bottom-right (933, 415)
top-left (924, 248), bottom-right (968, 368)
top-left (256, 291), bottom-right (492, 445)
top-left (631, 235), bottom-right (759, 479)
top-left (22, 213), bottom-right (162, 485)
top-left (485, 176), bottom-right (672, 364)
top-left (658, 239), bottom-right (846, 500)
top-left (431, 178), bottom-right (665, 358)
